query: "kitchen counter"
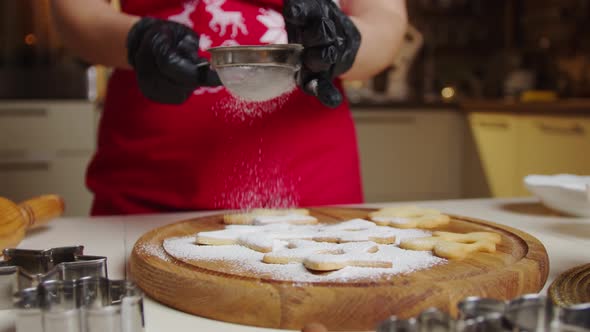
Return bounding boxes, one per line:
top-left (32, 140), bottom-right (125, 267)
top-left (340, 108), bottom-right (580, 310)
top-left (350, 101), bottom-right (458, 110)
top-left (461, 99), bottom-right (590, 114)
top-left (2, 197), bottom-right (590, 332)
top-left (351, 98), bottom-right (590, 115)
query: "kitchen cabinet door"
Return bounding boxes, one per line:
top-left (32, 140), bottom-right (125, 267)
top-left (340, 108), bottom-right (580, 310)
top-left (0, 101), bottom-right (95, 151)
top-left (354, 109), bottom-right (463, 202)
top-left (468, 112), bottom-right (519, 197)
top-left (516, 115), bottom-right (590, 196)
top-left (0, 153), bottom-right (93, 216)
top-left (0, 101), bottom-right (96, 216)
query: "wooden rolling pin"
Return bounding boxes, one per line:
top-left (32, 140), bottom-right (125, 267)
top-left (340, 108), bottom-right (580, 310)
top-left (0, 195), bottom-right (65, 251)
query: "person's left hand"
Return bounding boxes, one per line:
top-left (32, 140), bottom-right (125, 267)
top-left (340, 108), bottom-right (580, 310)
top-left (283, 0), bottom-right (361, 108)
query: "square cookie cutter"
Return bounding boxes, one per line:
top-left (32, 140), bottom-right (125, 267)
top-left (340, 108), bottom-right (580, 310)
top-left (0, 246), bottom-right (144, 332)
top-left (377, 294), bottom-right (590, 332)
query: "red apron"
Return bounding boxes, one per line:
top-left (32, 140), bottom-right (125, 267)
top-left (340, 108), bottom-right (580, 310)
top-left (87, 0), bottom-right (363, 215)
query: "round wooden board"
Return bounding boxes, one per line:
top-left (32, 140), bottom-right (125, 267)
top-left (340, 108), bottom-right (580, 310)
top-left (549, 263), bottom-right (590, 306)
top-left (129, 207), bottom-right (549, 331)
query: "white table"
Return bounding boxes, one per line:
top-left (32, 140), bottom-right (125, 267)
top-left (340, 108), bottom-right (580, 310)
top-left (2, 198), bottom-right (589, 332)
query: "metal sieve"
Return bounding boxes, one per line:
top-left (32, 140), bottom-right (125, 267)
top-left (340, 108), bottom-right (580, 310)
top-left (209, 44), bottom-right (304, 102)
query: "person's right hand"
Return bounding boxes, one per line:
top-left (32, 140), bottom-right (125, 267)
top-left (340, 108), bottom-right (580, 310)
top-left (126, 17), bottom-right (221, 105)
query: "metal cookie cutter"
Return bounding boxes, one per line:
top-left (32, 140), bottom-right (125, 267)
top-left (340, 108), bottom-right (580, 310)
top-left (0, 246), bottom-right (108, 309)
top-left (0, 246), bottom-right (145, 332)
top-left (377, 294), bottom-right (590, 332)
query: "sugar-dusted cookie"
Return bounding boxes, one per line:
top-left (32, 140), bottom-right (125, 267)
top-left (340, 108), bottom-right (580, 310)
top-left (263, 240), bottom-right (392, 272)
top-left (311, 219), bottom-right (396, 244)
top-left (195, 219), bottom-right (401, 253)
top-left (368, 206), bottom-right (450, 229)
top-left (223, 208), bottom-right (318, 225)
top-left (196, 224), bottom-right (300, 252)
top-left (399, 231), bottom-right (502, 260)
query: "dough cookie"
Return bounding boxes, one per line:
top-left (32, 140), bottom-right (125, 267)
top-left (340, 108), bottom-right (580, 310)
top-left (369, 206), bottom-right (450, 229)
top-left (310, 219), bottom-right (396, 244)
top-left (399, 231), bottom-right (501, 260)
top-left (223, 208), bottom-right (318, 225)
top-left (263, 240), bottom-right (392, 272)
top-left (196, 219), bottom-right (398, 253)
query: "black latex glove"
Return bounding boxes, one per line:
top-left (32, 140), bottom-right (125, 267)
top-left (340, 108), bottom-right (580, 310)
top-left (283, 0), bottom-right (361, 108)
top-left (126, 17), bottom-right (221, 105)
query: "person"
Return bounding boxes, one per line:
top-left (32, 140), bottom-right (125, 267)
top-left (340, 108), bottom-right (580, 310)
top-left (50, 0), bottom-right (408, 216)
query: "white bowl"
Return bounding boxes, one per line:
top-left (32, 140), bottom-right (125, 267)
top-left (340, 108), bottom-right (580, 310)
top-left (524, 174), bottom-right (590, 217)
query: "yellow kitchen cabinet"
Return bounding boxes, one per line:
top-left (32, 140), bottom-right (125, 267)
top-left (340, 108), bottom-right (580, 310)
top-left (515, 115), bottom-right (590, 195)
top-left (468, 113), bottom-right (519, 197)
top-left (468, 111), bottom-right (590, 198)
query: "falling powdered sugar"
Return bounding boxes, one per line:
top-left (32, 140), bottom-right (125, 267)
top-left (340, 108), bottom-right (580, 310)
top-left (213, 89), bottom-right (293, 123)
top-left (213, 151), bottom-right (301, 210)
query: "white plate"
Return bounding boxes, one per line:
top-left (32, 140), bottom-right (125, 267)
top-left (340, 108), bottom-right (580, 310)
top-left (524, 174), bottom-right (590, 217)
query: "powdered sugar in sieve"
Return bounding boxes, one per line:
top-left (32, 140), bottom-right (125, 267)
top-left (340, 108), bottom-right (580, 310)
top-left (217, 65), bottom-right (297, 102)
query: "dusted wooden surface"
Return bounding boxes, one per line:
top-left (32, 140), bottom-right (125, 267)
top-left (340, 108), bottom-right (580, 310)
top-left (129, 207), bottom-right (549, 331)
top-left (549, 263), bottom-right (590, 306)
